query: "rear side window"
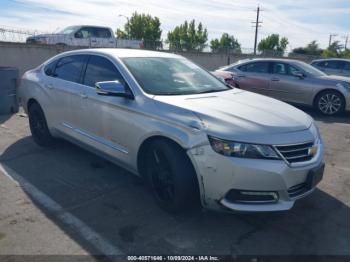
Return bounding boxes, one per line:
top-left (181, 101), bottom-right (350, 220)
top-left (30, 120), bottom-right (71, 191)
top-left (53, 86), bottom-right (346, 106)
top-left (313, 61), bottom-right (325, 67)
top-left (243, 62), bottom-right (269, 73)
top-left (94, 28), bottom-right (112, 38)
top-left (54, 55), bottom-right (87, 83)
top-left (324, 60), bottom-right (341, 69)
top-left (83, 56), bottom-right (124, 87)
top-left (344, 62), bottom-right (350, 71)
top-left (77, 27), bottom-right (112, 38)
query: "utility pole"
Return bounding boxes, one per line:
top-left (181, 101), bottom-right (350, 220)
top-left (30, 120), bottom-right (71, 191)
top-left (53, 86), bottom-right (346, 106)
top-left (328, 34), bottom-right (337, 47)
top-left (342, 35), bottom-right (348, 50)
top-left (252, 5), bottom-right (263, 55)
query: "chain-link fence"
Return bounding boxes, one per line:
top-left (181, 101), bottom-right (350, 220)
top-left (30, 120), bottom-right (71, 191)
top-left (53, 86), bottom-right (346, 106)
top-left (0, 25), bottom-right (323, 62)
top-left (0, 26), bottom-right (39, 43)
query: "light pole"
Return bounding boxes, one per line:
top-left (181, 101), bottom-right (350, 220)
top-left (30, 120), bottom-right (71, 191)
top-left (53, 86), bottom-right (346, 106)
top-left (118, 14), bottom-right (129, 39)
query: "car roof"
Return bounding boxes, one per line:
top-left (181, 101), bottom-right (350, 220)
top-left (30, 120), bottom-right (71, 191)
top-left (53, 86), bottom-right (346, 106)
top-left (312, 58), bottom-right (350, 62)
top-left (66, 25), bottom-right (112, 29)
top-left (225, 58), bottom-right (307, 68)
top-left (55, 48), bottom-right (182, 59)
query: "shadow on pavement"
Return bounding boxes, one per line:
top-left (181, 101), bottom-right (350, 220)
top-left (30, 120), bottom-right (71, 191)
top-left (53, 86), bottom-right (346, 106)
top-left (1, 136), bottom-right (350, 256)
top-left (293, 105), bottom-right (350, 125)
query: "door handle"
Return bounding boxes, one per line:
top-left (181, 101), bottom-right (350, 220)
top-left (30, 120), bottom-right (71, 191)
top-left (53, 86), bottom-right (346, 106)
top-left (237, 74), bottom-right (246, 78)
top-left (271, 78), bottom-right (280, 81)
top-left (80, 93), bottom-right (88, 99)
top-left (46, 84), bottom-right (53, 89)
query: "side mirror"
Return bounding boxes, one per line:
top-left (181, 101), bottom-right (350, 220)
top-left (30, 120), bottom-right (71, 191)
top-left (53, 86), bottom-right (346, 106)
top-left (95, 81), bottom-right (134, 99)
top-left (292, 71), bottom-right (305, 79)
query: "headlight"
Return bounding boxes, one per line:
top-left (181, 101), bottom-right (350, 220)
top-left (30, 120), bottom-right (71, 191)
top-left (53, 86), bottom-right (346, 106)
top-left (336, 82), bottom-right (350, 91)
top-left (208, 136), bottom-right (280, 160)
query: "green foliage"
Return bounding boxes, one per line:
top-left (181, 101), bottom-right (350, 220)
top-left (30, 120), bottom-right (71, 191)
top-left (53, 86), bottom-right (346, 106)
top-left (321, 41), bottom-right (346, 58)
top-left (258, 34), bottom-right (289, 53)
top-left (116, 28), bottom-right (127, 39)
top-left (340, 49), bottom-right (350, 59)
top-left (292, 40), bottom-right (323, 56)
top-left (116, 12), bottom-right (162, 49)
top-left (167, 20), bottom-right (208, 51)
top-left (210, 33), bottom-right (241, 53)
top-left (321, 49), bottom-right (337, 58)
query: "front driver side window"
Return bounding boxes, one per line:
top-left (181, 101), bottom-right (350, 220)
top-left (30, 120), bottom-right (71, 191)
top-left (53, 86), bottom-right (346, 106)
top-left (75, 28), bottom-right (91, 39)
top-left (83, 56), bottom-right (124, 87)
top-left (272, 63), bottom-right (287, 75)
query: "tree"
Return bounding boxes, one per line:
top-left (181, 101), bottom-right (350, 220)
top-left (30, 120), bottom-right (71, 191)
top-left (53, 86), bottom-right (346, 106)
top-left (116, 28), bottom-right (127, 39)
top-left (116, 12), bottom-right (162, 49)
top-left (340, 49), bottom-right (350, 59)
top-left (321, 41), bottom-right (342, 58)
top-left (210, 33), bottom-right (241, 53)
top-left (258, 34), bottom-right (289, 54)
top-left (291, 40), bottom-right (323, 56)
top-left (167, 20), bottom-right (208, 51)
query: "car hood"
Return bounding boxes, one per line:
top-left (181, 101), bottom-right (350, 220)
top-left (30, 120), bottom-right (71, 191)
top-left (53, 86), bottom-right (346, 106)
top-left (154, 89), bottom-right (313, 143)
top-left (319, 75), bottom-right (350, 83)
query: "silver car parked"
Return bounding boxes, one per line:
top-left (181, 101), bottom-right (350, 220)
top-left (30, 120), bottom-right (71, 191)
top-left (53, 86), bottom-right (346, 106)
top-left (19, 49), bottom-right (324, 213)
top-left (219, 58), bottom-right (350, 115)
top-left (311, 58), bottom-right (350, 77)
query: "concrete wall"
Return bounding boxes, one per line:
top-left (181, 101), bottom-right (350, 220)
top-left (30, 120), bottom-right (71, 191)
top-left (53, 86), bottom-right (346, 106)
top-left (0, 42), bottom-right (315, 76)
top-left (0, 42), bottom-right (77, 76)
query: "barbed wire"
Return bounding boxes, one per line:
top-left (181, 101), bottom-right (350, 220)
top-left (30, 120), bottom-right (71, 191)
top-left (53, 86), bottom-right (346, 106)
top-left (0, 26), bottom-right (323, 60)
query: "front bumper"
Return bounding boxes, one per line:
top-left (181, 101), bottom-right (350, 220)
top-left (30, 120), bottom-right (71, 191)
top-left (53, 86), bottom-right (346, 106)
top-left (187, 142), bottom-right (324, 212)
top-left (346, 93), bottom-right (350, 111)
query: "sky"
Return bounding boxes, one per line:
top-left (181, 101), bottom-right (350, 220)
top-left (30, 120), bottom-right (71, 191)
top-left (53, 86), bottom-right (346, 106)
top-left (0, 0), bottom-right (350, 51)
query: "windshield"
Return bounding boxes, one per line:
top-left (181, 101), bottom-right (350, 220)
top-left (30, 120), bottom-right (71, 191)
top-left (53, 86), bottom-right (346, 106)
top-left (294, 61), bottom-right (326, 77)
top-left (122, 57), bottom-right (231, 95)
top-left (58, 26), bottom-right (79, 34)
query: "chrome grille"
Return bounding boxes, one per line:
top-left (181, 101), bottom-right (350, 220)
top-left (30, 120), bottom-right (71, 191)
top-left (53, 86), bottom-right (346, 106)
top-left (275, 141), bottom-right (315, 164)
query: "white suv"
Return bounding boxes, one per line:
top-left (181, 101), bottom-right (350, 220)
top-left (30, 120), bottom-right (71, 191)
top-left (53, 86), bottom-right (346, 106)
top-left (18, 49), bottom-right (325, 213)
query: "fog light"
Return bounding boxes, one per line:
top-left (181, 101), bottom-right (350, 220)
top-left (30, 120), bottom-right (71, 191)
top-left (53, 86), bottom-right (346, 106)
top-left (225, 189), bottom-right (279, 204)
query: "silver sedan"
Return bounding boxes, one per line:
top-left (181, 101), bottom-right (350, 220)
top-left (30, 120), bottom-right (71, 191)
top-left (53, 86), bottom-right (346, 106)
top-left (218, 58), bottom-right (350, 115)
top-left (18, 49), bottom-right (324, 213)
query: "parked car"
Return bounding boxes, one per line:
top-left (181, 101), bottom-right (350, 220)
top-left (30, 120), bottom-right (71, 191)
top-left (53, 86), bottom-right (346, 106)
top-left (26, 25), bottom-right (143, 49)
top-left (218, 58), bottom-right (350, 115)
top-left (18, 49), bottom-right (324, 213)
top-left (311, 58), bottom-right (350, 77)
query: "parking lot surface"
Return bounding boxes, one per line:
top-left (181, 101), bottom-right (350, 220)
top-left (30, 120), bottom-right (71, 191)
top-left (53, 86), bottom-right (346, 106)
top-left (0, 108), bottom-right (350, 257)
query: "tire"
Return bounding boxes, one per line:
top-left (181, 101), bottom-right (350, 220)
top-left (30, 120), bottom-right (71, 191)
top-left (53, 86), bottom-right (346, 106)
top-left (28, 102), bottom-right (55, 147)
top-left (144, 140), bottom-right (198, 213)
top-left (315, 90), bottom-right (345, 116)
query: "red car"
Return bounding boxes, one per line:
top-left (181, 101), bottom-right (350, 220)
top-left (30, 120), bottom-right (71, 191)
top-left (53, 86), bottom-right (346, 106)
top-left (211, 70), bottom-right (237, 87)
